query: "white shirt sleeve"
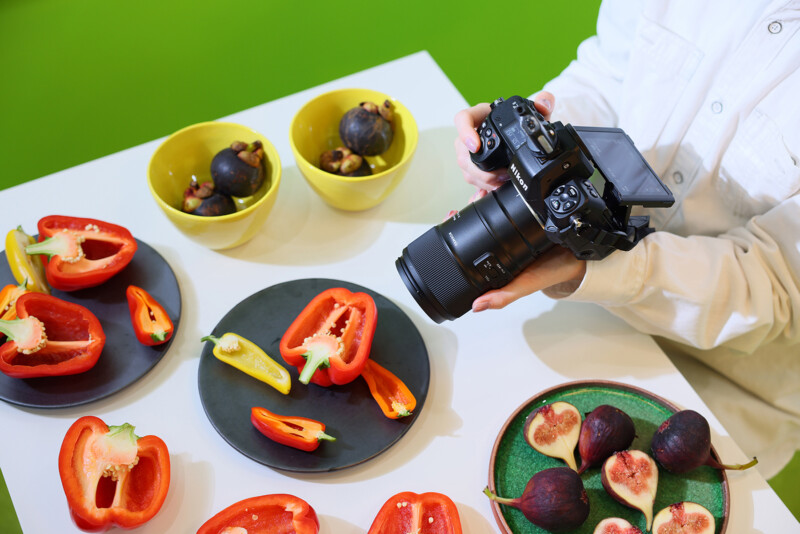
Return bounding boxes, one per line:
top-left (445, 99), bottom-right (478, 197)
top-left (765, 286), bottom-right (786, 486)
top-left (550, 196), bottom-right (800, 352)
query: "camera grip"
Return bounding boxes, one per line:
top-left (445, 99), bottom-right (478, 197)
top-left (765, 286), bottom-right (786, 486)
top-left (470, 120), bottom-right (509, 171)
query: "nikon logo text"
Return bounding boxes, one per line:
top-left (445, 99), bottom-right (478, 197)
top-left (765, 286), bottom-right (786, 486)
top-left (510, 163), bottom-right (527, 191)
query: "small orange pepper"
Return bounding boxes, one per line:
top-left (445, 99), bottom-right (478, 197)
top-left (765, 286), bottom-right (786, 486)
top-left (361, 359), bottom-right (417, 419)
top-left (0, 280), bottom-right (30, 321)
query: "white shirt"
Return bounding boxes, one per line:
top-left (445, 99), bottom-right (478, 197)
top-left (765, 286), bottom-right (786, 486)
top-left (542, 0), bottom-right (800, 477)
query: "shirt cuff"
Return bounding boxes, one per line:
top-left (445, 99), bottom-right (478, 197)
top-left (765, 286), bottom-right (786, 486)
top-left (543, 245), bottom-right (647, 305)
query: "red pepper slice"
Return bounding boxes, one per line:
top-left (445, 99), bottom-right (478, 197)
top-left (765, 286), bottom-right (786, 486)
top-left (126, 285), bottom-right (174, 345)
top-left (0, 292), bottom-right (105, 378)
top-left (279, 287), bottom-right (377, 386)
top-left (368, 492), bottom-right (463, 534)
top-left (196, 494), bottom-right (319, 534)
top-left (361, 359), bottom-right (417, 419)
top-left (251, 406), bottom-right (336, 452)
top-left (58, 416), bottom-right (170, 532)
top-left (25, 215), bottom-right (138, 291)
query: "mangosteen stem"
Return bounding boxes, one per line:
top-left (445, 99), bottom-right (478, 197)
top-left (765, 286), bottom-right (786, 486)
top-left (706, 455), bottom-right (758, 471)
top-left (482, 487), bottom-right (519, 507)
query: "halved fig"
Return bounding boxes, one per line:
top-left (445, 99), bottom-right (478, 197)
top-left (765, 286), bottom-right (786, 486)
top-left (601, 450), bottom-right (659, 531)
top-left (652, 502), bottom-right (715, 534)
top-left (593, 517), bottom-right (643, 534)
top-left (523, 401), bottom-right (581, 471)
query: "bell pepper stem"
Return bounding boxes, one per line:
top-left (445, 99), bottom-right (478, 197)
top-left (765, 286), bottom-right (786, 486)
top-left (25, 232), bottom-right (84, 262)
top-left (297, 334), bottom-right (340, 385)
top-left (150, 331), bottom-right (167, 342)
top-left (0, 317), bottom-right (47, 353)
top-left (317, 431), bottom-right (336, 442)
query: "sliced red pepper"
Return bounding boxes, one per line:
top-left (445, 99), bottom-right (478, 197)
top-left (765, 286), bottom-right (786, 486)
top-left (0, 292), bottom-right (105, 378)
top-left (25, 215), bottom-right (138, 291)
top-left (0, 280), bottom-right (30, 321)
top-left (361, 359), bottom-right (417, 419)
top-left (279, 287), bottom-right (377, 386)
top-left (368, 492), bottom-right (463, 534)
top-left (126, 285), bottom-right (174, 345)
top-left (58, 416), bottom-right (170, 532)
top-left (251, 406), bottom-right (335, 452)
top-left (196, 494), bottom-right (319, 534)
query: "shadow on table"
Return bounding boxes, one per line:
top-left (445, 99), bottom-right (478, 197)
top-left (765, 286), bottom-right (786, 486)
top-left (521, 300), bottom-right (673, 381)
top-left (214, 127), bottom-right (473, 267)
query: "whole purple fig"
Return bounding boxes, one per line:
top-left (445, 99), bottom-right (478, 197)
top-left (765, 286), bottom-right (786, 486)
top-left (483, 467), bottom-right (589, 532)
top-left (651, 410), bottom-right (758, 473)
top-left (578, 404), bottom-right (636, 474)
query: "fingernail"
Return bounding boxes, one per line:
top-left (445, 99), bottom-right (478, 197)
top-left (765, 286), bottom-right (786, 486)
top-left (539, 98), bottom-right (552, 112)
top-left (472, 300), bottom-right (489, 313)
top-left (444, 210), bottom-right (457, 221)
top-left (465, 137), bottom-right (478, 153)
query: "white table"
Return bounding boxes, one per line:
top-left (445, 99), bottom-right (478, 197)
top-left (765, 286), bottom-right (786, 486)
top-left (1, 51), bottom-right (797, 533)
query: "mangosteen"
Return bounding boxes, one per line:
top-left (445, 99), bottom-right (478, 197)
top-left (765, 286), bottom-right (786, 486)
top-left (210, 140), bottom-right (266, 197)
top-left (483, 467), bottom-right (590, 532)
top-left (319, 147), bottom-right (372, 177)
top-left (182, 179), bottom-right (236, 217)
top-left (339, 100), bottom-right (394, 156)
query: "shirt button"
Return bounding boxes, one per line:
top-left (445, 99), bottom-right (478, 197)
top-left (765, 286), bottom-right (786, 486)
top-left (711, 101), bottom-right (723, 114)
top-left (672, 171), bottom-right (684, 184)
top-left (768, 21), bottom-right (783, 34)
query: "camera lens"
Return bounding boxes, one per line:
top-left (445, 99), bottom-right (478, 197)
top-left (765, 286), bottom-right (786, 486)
top-left (396, 181), bottom-right (554, 323)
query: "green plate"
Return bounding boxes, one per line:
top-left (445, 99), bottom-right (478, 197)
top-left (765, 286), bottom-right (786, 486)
top-left (488, 380), bottom-right (729, 533)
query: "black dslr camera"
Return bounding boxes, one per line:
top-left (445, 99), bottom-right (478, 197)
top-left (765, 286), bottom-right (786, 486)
top-left (396, 96), bottom-right (675, 323)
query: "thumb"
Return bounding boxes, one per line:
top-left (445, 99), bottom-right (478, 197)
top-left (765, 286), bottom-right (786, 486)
top-left (532, 91), bottom-right (555, 120)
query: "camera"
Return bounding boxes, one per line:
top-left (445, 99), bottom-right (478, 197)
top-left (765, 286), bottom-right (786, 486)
top-left (396, 95), bottom-right (675, 323)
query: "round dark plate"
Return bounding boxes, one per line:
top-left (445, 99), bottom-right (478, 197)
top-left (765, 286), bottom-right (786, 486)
top-left (489, 380), bottom-right (729, 534)
top-left (0, 239), bottom-right (181, 408)
top-left (198, 278), bottom-right (430, 473)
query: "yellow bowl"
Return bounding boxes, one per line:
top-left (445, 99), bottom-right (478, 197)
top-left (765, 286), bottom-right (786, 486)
top-left (147, 122), bottom-right (281, 250)
top-left (289, 88), bottom-right (418, 211)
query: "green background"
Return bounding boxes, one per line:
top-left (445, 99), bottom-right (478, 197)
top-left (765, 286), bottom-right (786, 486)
top-left (0, 0), bottom-right (797, 530)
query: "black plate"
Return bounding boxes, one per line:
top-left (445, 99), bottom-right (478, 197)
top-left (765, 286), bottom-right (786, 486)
top-left (0, 239), bottom-right (181, 408)
top-left (198, 278), bottom-right (430, 473)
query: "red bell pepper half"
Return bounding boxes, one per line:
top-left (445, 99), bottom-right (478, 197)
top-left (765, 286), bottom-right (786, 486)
top-left (368, 492), bottom-right (463, 534)
top-left (126, 285), bottom-right (174, 345)
top-left (251, 406), bottom-right (336, 452)
top-left (25, 215), bottom-right (138, 291)
top-left (0, 292), bottom-right (105, 378)
top-left (196, 494), bottom-right (319, 534)
top-left (58, 416), bottom-right (170, 532)
top-left (279, 287), bottom-right (377, 386)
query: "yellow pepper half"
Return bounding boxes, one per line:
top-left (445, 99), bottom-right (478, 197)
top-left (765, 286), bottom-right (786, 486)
top-left (201, 332), bottom-right (291, 395)
top-left (5, 226), bottom-right (50, 295)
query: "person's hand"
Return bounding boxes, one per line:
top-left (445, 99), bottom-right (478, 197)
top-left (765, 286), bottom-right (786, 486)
top-left (472, 246), bottom-right (586, 312)
top-left (453, 92), bottom-right (556, 194)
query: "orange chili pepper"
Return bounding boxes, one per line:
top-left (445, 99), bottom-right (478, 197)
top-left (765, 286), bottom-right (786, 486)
top-left (361, 359), bottom-right (417, 419)
top-left (125, 285), bottom-right (174, 346)
top-left (0, 280), bottom-right (29, 321)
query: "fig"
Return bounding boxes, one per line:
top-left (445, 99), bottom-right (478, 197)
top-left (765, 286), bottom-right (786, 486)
top-left (651, 502), bottom-right (715, 534)
top-left (182, 179), bottom-right (236, 217)
top-left (318, 147), bottom-right (371, 177)
top-left (523, 401), bottom-right (581, 471)
top-left (651, 409), bottom-right (758, 474)
top-left (339, 100), bottom-right (394, 156)
top-left (210, 140), bottom-right (266, 197)
top-left (601, 450), bottom-right (659, 531)
top-left (483, 467), bottom-right (589, 532)
top-left (593, 517), bottom-right (643, 534)
top-left (578, 404), bottom-right (636, 474)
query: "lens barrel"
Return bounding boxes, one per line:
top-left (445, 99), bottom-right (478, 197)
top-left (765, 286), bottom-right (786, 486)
top-left (396, 181), bottom-right (554, 323)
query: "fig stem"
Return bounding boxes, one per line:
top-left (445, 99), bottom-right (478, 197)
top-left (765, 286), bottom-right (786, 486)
top-left (707, 455), bottom-right (758, 471)
top-left (482, 486), bottom-right (518, 507)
